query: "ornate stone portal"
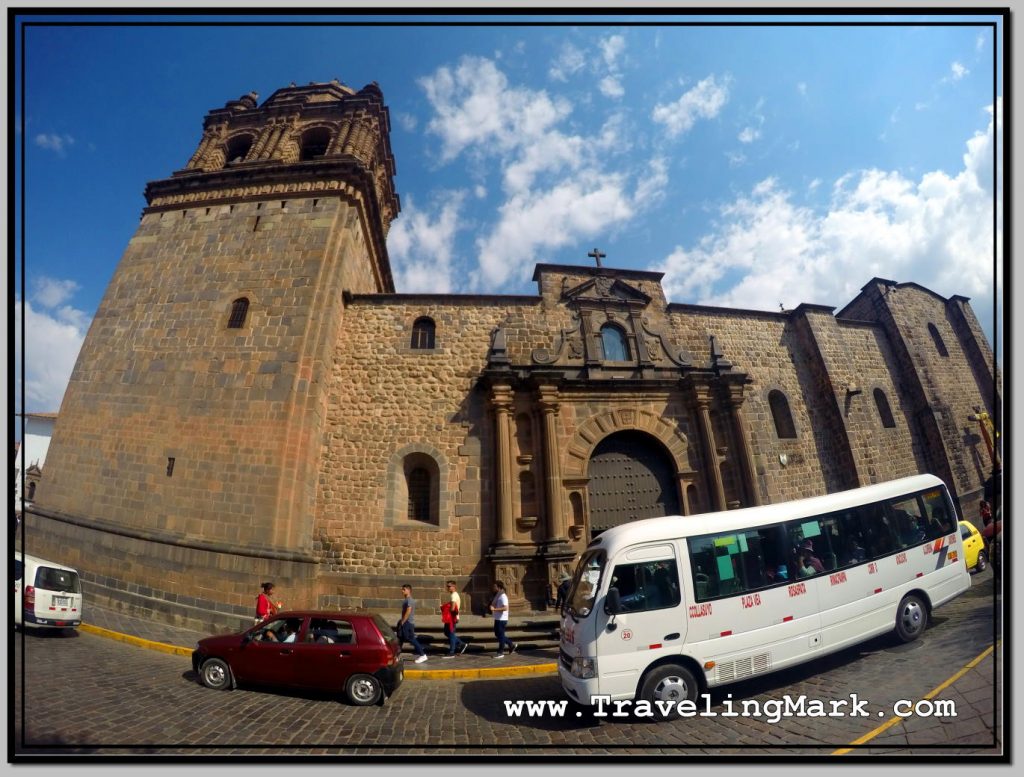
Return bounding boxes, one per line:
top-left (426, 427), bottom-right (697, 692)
top-left (482, 262), bottom-right (756, 607)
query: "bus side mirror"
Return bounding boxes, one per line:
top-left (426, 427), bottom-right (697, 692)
top-left (604, 587), bottom-right (622, 616)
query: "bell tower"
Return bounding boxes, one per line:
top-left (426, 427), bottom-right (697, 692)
top-left (32, 82), bottom-right (401, 613)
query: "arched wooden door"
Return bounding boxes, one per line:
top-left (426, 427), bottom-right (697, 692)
top-left (586, 430), bottom-right (681, 536)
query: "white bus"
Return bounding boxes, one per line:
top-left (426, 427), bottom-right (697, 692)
top-left (559, 474), bottom-right (970, 716)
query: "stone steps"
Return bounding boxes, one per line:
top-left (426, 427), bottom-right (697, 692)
top-left (398, 614), bottom-right (562, 652)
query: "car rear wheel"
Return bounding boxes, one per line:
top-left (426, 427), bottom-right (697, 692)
top-left (345, 673), bottom-right (382, 706)
top-left (200, 658), bottom-right (233, 690)
top-left (975, 551), bottom-right (987, 573)
top-left (894, 593), bottom-right (928, 643)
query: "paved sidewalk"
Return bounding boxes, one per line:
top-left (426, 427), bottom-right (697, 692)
top-left (81, 602), bottom-right (559, 678)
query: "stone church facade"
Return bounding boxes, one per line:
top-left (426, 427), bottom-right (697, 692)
top-left (27, 82), bottom-right (1000, 631)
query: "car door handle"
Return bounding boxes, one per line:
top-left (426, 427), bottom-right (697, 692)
top-left (339, 652), bottom-right (351, 658)
top-left (279, 649), bottom-right (293, 655)
top-left (664, 633), bottom-right (680, 641)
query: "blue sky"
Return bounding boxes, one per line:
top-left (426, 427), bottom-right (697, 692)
top-left (13, 11), bottom-right (1003, 415)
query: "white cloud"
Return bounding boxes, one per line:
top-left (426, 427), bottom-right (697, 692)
top-left (31, 276), bottom-right (80, 308)
top-left (549, 42), bottom-right (586, 82)
top-left (738, 127), bottom-right (760, 144)
top-left (396, 112), bottom-right (418, 132)
top-left (652, 75), bottom-right (730, 138)
top-left (387, 193), bottom-right (466, 294)
top-left (976, 34), bottom-right (985, 52)
top-left (661, 102), bottom-right (1000, 335)
top-left (474, 185), bottom-right (487, 199)
top-left (421, 56), bottom-right (572, 162)
top-left (420, 56), bottom-right (669, 290)
top-left (951, 61), bottom-right (969, 81)
top-left (599, 76), bottom-right (625, 99)
top-left (797, 82), bottom-right (807, 96)
top-left (15, 295), bottom-right (88, 413)
top-left (34, 133), bottom-right (74, 155)
top-left (474, 173), bottom-right (635, 288)
top-left (725, 151), bottom-right (747, 167)
top-left (600, 35), bottom-right (625, 69)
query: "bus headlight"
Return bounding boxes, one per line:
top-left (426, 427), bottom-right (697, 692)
top-left (571, 656), bottom-right (597, 679)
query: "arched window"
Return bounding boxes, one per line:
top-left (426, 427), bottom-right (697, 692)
top-left (600, 324), bottom-right (630, 361)
top-left (225, 135), bottom-right (254, 164)
top-left (407, 467), bottom-right (432, 522)
top-left (928, 323), bottom-right (949, 357)
top-left (874, 388), bottom-right (896, 428)
top-left (411, 317), bottom-right (436, 349)
top-left (768, 390), bottom-right (797, 439)
top-left (26, 482), bottom-right (36, 501)
top-left (300, 127), bottom-right (332, 161)
top-left (227, 297), bottom-right (249, 329)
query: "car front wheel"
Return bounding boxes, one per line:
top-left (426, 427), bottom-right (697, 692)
top-left (637, 664), bottom-right (699, 721)
top-left (345, 673), bottom-right (383, 706)
top-left (975, 551), bottom-right (987, 573)
top-left (200, 658), bottom-right (233, 690)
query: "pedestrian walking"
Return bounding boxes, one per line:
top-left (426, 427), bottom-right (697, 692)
top-left (488, 581), bottom-right (517, 658)
top-left (396, 584), bottom-right (428, 663)
top-left (441, 580), bottom-right (468, 657)
top-left (255, 581), bottom-right (282, 625)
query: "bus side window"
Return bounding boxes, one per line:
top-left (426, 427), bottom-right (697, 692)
top-left (861, 503), bottom-right (897, 557)
top-left (689, 541), bottom-right (720, 600)
top-left (888, 496), bottom-right (926, 548)
top-left (919, 489), bottom-right (954, 539)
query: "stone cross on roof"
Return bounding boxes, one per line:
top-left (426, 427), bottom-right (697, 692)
top-left (587, 247), bottom-right (606, 268)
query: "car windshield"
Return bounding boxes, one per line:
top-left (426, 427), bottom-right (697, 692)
top-left (566, 550), bottom-right (605, 620)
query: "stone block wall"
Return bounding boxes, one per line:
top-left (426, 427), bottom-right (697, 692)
top-left (35, 194), bottom-right (377, 566)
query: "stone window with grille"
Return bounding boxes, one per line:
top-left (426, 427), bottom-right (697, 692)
top-left (227, 297), bottom-right (249, 329)
top-left (411, 317), bottom-right (436, 350)
top-left (600, 323), bottom-right (630, 361)
top-left (407, 467), bottom-right (431, 522)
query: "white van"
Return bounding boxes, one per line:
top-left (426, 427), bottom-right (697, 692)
top-left (559, 475), bottom-right (969, 717)
top-left (14, 553), bottom-right (84, 631)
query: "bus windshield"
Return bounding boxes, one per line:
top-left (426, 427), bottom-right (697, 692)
top-left (567, 549), bottom-right (605, 619)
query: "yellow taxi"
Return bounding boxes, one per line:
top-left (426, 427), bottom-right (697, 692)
top-left (959, 520), bottom-right (987, 572)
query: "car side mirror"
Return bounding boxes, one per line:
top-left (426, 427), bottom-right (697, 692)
top-left (604, 587), bottom-right (622, 616)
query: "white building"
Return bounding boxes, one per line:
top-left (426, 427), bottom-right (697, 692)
top-left (14, 412), bottom-right (58, 511)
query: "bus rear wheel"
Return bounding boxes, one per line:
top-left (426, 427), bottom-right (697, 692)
top-left (638, 664), bottom-right (698, 720)
top-left (894, 593), bottom-right (928, 643)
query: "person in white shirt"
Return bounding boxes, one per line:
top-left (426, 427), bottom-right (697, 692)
top-left (487, 581), bottom-right (517, 658)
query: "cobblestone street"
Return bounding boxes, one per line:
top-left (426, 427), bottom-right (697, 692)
top-left (12, 569), bottom-right (1000, 757)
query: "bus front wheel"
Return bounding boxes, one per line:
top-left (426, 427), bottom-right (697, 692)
top-left (894, 593), bottom-right (928, 643)
top-left (638, 664), bottom-right (699, 720)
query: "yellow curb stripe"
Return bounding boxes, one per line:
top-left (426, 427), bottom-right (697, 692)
top-left (80, 623), bottom-right (194, 657)
top-left (832, 643), bottom-right (995, 755)
top-left (81, 622), bottom-right (559, 680)
top-left (405, 663), bottom-right (558, 680)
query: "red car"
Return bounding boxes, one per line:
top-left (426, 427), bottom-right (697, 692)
top-left (191, 611), bottom-right (403, 706)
